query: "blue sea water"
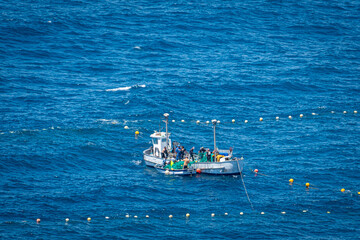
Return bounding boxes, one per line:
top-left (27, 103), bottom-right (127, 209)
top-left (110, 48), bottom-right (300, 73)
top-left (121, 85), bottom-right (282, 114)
top-left (1, 0), bottom-right (360, 239)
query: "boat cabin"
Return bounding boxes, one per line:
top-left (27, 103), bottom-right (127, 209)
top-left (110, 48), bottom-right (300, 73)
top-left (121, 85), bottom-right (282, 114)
top-left (150, 131), bottom-right (172, 158)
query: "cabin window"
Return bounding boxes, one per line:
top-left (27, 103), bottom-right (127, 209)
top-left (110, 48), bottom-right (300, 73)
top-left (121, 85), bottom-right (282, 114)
top-left (161, 138), bottom-right (167, 142)
top-left (152, 138), bottom-right (158, 145)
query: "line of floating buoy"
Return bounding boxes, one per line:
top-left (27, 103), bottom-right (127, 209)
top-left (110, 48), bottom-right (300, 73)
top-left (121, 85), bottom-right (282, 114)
top-left (161, 110), bottom-right (357, 126)
top-left (35, 208), bottom-right (360, 224)
top-left (1, 110), bottom-right (358, 135)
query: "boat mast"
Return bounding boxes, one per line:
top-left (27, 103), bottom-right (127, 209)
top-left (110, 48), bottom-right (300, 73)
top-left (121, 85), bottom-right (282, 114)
top-left (212, 119), bottom-right (217, 161)
top-left (164, 113), bottom-right (169, 149)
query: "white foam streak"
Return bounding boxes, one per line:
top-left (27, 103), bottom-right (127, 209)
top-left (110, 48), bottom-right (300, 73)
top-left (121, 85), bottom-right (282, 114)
top-left (105, 84), bottom-right (146, 92)
top-left (106, 86), bottom-right (131, 92)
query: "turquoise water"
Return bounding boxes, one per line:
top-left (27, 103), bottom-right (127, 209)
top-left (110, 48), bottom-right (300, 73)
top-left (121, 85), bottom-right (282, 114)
top-left (0, 0), bottom-right (360, 239)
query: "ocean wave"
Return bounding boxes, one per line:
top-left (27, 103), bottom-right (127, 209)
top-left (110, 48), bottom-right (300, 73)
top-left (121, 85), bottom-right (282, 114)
top-left (106, 84), bottom-right (146, 92)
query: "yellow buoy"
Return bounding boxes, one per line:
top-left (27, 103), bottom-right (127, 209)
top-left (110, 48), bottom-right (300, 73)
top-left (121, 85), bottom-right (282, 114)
top-left (206, 121), bottom-right (210, 124)
top-left (341, 188), bottom-right (345, 192)
top-left (217, 120), bottom-right (221, 124)
top-left (65, 218), bottom-right (69, 222)
top-left (343, 111), bottom-right (347, 114)
top-left (224, 212), bottom-right (228, 216)
top-left (300, 114), bottom-right (304, 118)
top-left (87, 217), bottom-right (91, 222)
top-left (327, 211), bottom-right (331, 214)
top-left (312, 113), bottom-right (316, 115)
top-left (288, 115), bottom-right (292, 119)
top-left (124, 126), bottom-right (129, 129)
top-left (259, 117), bottom-right (263, 121)
top-left (169, 215), bottom-right (173, 218)
top-left (276, 116), bottom-right (279, 120)
top-left (146, 215), bottom-right (149, 218)
top-left (244, 120), bottom-right (248, 123)
top-left (181, 120), bottom-right (185, 122)
top-left (331, 111), bottom-right (335, 114)
top-left (211, 213), bottom-right (215, 217)
top-left (303, 210), bottom-right (308, 213)
top-left (306, 183), bottom-right (310, 188)
top-left (261, 212), bottom-right (265, 215)
top-left (239, 212), bottom-right (243, 215)
top-left (196, 120), bottom-right (200, 124)
top-left (135, 131), bottom-right (139, 135)
top-left (172, 120), bottom-right (175, 122)
top-left (134, 216), bottom-right (138, 218)
top-left (105, 216), bottom-right (109, 219)
top-left (186, 213), bottom-right (190, 218)
top-left (354, 110), bottom-right (358, 114)
top-left (232, 119), bottom-right (235, 123)
top-left (289, 178), bottom-right (294, 183)
top-left (125, 214), bottom-right (129, 218)
top-left (281, 211), bottom-right (286, 214)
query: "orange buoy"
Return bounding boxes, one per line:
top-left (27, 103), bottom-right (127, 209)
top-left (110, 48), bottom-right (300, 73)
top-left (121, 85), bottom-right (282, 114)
top-left (306, 183), bottom-right (310, 188)
top-left (254, 169), bottom-right (258, 173)
top-left (36, 218), bottom-right (41, 223)
top-left (196, 169), bottom-right (201, 174)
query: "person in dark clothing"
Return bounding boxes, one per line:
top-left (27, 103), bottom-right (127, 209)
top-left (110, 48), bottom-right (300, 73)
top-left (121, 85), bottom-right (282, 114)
top-left (206, 149), bottom-right (211, 162)
top-left (161, 147), bottom-right (168, 159)
top-left (180, 146), bottom-right (186, 160)
top-left (189, 147), bottom-right (195, 161)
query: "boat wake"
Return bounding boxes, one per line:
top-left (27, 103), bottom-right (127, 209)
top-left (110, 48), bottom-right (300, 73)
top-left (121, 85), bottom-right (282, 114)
top-left (106, 84), bottom-right (146, 92)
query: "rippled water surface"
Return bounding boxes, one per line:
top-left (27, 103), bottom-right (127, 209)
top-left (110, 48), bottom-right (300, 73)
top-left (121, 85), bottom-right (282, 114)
top-left (1, 0), bottom-right (360, 239)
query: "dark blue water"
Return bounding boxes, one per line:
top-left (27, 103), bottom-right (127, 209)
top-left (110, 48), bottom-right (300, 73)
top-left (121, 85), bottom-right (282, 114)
top-left (1, 0), bottom-right (360, 239)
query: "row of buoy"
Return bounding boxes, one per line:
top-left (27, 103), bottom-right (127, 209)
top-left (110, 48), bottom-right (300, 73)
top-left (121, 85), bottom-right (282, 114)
top-left (252, 169), bottom-right (360, 194)
top-left (35, 209), bottom-right (345, 223)
top-left (122, 110), bottom-right (358, 130)
top-left (289, 179), bottom-right (359, 193)
top-left (1, 110), bottom-right (357, 134)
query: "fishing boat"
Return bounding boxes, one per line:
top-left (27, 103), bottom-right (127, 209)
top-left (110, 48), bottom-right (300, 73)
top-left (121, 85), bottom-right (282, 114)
top-left (143, 114), bottom-right (244, 175)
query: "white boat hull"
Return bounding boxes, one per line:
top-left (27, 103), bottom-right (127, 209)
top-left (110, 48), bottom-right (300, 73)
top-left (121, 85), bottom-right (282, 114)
top-left (143, 147), bottom-right (170, 167)
top-left (192, 160), bottom-right (243, 175)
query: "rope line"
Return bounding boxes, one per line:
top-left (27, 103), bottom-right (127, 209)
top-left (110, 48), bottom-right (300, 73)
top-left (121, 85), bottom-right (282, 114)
top-left (240, 171), bottom-right (254, 210)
